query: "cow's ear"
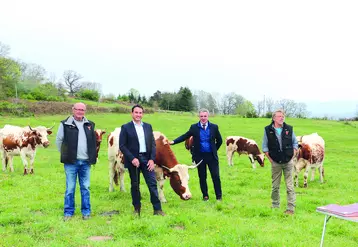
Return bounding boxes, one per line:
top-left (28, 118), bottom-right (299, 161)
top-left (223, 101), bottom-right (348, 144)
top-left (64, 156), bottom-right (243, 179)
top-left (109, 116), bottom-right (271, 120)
top-left (47, 131), bottom-right (53, 135)
top-left (102, 131), bottom-right (106, 135)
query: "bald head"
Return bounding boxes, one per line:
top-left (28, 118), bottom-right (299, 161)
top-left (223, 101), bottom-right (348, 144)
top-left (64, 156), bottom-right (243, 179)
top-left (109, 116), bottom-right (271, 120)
top-left (72, 102), bottom-right (87, 121)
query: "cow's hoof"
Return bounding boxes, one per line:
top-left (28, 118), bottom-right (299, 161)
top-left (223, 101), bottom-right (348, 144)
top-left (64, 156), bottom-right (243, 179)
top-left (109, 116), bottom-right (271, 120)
top-left (30, 169), bottom-right (34, 174)
top-left (23, 170), bottom-right (28, 175)
top-left (303, 184), bottom-right (308, 188)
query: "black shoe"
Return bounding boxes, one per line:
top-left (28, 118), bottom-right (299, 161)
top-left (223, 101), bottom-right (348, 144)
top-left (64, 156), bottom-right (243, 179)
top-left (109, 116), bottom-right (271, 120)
top-left (63, 216), bottom-right (72, 222)
top-left (134, 207), bottom-right (141, 216)
top-left (203, 196), bottom-right (209, 201)
top-left (82, 215), bottom-right (90, 220)
top-left (153, 210), bottom-right (166, 216)
top-left (216, 197), bottom-right (222, 201)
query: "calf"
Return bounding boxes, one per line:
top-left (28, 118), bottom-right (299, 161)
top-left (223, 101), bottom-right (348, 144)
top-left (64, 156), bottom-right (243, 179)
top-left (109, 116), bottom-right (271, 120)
top-left (108, 128), bottom-right (126, 192)
top-left (226, 136), bottom-right (264, 168)
top-left (0, 125), bottom-right (53, 174)
top-left (294, 133), bottom-right (325, 188)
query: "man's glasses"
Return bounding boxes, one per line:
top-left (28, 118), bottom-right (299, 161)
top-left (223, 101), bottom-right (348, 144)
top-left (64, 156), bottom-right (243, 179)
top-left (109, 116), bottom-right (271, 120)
top-left (74, 108), bottom-right (85, 112)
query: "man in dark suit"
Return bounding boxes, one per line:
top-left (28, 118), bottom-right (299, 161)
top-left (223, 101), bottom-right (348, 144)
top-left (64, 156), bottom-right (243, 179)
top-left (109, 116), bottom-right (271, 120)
top-left (170, 109), bottom-right (223, 201)
top-left (119, 104), bottom-right (165, 216)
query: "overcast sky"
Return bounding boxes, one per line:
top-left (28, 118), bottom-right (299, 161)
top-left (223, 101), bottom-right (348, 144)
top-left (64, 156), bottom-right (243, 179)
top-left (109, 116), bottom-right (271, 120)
top-left (1, 0), bottom-right (357, 115)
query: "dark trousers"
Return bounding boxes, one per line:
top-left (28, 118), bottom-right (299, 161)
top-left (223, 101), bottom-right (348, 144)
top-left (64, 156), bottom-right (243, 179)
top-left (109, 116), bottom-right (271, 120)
top-left (127, 155), bottom-right (161, 211)
top-left (195, 152), bottom-right (222, 199)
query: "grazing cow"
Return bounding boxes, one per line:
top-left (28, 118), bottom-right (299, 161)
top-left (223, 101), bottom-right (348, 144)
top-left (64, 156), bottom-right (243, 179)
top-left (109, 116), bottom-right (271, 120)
top-left (95, 129), bottom-right (106, 159)
top-left (225, 136), bottom-right (265, 168)
top-left (108, 128), bottom-right (200, 202)
top-left (0, 125), bottom-right (53, 174)
top-left (294, 133), bottom-right (325, 188)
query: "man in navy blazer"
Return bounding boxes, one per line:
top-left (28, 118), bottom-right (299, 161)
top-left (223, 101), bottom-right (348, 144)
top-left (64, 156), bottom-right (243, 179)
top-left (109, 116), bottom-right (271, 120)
top-left (170, 109), bottom-right (223, 201)
top-left (119, 104), bottom-right (165, 216)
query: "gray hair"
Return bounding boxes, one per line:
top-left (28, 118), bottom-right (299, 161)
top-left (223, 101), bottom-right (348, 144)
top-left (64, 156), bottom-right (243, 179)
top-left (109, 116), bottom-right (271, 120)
top-left (272, 109), bottom-right (285, 119)
top-left (199, 108), bottom-right (210, 115)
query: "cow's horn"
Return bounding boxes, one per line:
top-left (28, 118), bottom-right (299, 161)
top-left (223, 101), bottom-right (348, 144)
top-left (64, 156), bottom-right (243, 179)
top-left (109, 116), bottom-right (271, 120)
top-left (47, 123), bottom-right (55, 130)
top-left (188, 159), bottom-right (203, 169)
top-left (28, 125), bottom-right (34, 131)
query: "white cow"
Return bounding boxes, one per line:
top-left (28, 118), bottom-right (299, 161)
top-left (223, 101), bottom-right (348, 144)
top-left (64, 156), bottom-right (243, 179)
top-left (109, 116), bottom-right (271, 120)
top-left (0, 125), bottom-right (53, 174)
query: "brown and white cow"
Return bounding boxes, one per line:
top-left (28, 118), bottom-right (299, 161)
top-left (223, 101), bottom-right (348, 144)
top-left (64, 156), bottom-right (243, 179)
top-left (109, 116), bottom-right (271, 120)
top-left (226, 136), bottom-right (265, 168)
top-left (95, 129), bottom-right (106, 160)
top-left (108, 128), bottom-right (200, 202)
top-left (108, 128), bottom-right (126, 192)
top-left (0, 125), bottom-right (53, 174)
top-left (294, 133), bottom-right (325, 188)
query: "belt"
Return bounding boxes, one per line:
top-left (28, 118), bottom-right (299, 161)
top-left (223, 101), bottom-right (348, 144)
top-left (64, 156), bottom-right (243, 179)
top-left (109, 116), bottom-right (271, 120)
top-left (138, 152), bottom-right (147, 156)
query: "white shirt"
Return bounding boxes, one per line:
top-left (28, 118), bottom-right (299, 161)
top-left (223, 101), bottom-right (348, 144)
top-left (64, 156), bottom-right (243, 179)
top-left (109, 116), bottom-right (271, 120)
top-left (133, 121), bottom-right (147, 153)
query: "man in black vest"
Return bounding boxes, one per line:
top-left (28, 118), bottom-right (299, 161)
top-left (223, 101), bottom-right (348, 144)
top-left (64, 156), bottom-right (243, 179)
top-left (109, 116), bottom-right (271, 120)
top-left (56, 102), bottom-right (97, 221)
top-left (170, 109), bottom-right (223, 202)
top-left (262, 109), bottom-right (298, 215)
top-left (119, 104), bottom-right (165, 216)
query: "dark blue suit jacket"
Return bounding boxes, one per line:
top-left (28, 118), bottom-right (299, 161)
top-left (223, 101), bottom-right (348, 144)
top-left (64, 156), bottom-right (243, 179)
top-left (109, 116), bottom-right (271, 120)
top-left (119, 121), bottom-right (156, 168)
top-left (173, 122), bottom-right (222, 161)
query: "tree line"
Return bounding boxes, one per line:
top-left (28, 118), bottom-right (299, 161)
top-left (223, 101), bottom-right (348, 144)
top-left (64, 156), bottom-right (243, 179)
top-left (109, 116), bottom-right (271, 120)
top-left (1, 41), bottom-right (310, 118)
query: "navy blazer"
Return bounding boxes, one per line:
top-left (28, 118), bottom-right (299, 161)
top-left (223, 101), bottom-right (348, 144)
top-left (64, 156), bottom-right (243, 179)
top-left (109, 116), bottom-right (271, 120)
top-left (119, 121), bottom-right (156, 168)
top-left (173, 122), bottom-right (222, 161)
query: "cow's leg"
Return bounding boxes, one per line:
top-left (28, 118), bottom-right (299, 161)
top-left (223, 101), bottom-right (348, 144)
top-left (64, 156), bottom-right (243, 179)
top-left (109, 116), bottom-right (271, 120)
top-left (155, 167), bottom-right (167, 203)
top-left (157, 178), bottom-right (167, 203)
top-left (8, 155), bottom-right (15, 173)
top-left (1, 151), bottom-right (6, 171)
top-left (109, 160), bottom-right (115, 192)
top-left (249, 155), bottom-right (256, 169)
top-left (226, 147), bottom-right (234, 166)
top-left (303, 164), bottom-right (311, 188)
top-left (318, 164), bottom-right (324, 183)
top-left (29, 153), bottom-right (36, 174)
top-left (119, 166), bottom-right (126, 192)
top-left (20, 152), bottom-right (29, 175)
top-left (310, 167), bottom-right (316, 181)
top-left (294, 165), bottom-right (299, 187)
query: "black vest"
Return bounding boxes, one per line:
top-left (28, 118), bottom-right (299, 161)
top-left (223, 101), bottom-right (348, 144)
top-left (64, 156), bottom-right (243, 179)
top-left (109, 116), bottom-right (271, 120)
top-left (265, 122), bottom-right (294, 164)
top-left (60, 118), bottom-right (97, 164)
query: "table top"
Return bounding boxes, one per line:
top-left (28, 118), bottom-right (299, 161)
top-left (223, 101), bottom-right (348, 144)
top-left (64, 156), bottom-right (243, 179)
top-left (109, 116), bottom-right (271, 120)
top-left (316, 209), bottom-right (358, 222)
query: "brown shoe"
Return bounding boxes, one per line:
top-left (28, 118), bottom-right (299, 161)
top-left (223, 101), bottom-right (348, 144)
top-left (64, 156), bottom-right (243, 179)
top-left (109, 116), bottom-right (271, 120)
top-left (203, 196), bottom-right (209, 201)
top-left (284, 210), bottom-right (294, 215)
top-left (153, 210), bottom-right (166, 216)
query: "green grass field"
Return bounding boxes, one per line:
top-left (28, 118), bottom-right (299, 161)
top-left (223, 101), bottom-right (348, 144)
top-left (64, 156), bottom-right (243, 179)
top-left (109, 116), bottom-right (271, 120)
top-left (1, 113), bottom-right (357, 247)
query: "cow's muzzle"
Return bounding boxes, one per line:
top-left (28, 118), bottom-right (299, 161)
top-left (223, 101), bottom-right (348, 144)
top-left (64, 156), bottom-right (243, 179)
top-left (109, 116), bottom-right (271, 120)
top-left (43, 141), bottom-right (50, 148)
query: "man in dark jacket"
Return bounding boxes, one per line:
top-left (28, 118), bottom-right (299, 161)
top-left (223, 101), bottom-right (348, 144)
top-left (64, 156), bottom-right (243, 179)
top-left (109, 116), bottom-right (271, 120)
top-left (56, 102), bottom-right (97, 221)
top-left (262, 109), bottom-right (298, 215)
top-left (119, 104), bottom-right (165, 216)
top-left (170, 109), bottom-right (223, 201)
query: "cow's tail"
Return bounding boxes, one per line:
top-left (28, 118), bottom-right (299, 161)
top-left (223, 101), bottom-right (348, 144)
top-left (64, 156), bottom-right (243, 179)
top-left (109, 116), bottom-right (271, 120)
top-left (322, 166), bottom-right (325, 177)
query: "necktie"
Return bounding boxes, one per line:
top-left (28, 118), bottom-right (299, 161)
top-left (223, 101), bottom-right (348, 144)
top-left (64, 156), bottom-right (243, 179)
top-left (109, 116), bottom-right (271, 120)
top-left (202, 124), bottom-right (206, 130)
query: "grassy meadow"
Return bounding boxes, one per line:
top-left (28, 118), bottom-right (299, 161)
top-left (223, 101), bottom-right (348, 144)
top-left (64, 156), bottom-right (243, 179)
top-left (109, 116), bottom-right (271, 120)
top-left (0, 112), bottom-right (358, 247)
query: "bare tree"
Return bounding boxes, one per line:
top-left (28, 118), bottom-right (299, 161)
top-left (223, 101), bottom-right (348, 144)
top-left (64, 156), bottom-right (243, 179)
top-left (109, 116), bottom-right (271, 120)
top-left (276, 99), bottom-right (297, 117)
top-left (0, 42), bottom-right (10, 57)
top-left (266, 97), bottom-right (275, 113)
top-left (63, 70), bottom-right (83, 96)
top-left (219, 93), bottom-right (245, 115)
top-left (256, 100), bottom-right (265, 116)
top-left (295, 102), bottom-right (308, 118)
top-left (19, 62), bottom-right (46, 85)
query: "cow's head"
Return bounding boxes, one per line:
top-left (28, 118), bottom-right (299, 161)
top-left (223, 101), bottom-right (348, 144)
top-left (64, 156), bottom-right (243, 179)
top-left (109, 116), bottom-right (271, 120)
top-left (161, 160), bottom-right (202, 200)
top-left (28, 125), bottom-right (53, 148)
top-left (184, 136), bottom-right (194, 151)
top-left (95, 129), bottom-right (106, 158)
top-left (254, 153), bottom-right (265, 167)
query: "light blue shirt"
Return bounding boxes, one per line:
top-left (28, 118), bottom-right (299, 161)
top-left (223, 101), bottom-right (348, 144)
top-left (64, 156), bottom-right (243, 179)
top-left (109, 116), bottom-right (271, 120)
top-left (133, 121), bottom-right (146, 153)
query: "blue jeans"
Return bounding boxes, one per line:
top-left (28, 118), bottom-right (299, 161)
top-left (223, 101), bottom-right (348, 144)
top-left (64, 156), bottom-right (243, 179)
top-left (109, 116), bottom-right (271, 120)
top-left (64, 160), bottom-right (91, 216)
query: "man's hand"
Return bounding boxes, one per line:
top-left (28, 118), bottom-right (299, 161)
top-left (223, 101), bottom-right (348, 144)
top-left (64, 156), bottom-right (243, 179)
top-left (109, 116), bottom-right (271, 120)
top-left (132, 158), bottom-right (140, 168)
top-left (169, 141), bottom-right (174, 145)
top-left (147, 159), bottom-right (155, 171)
